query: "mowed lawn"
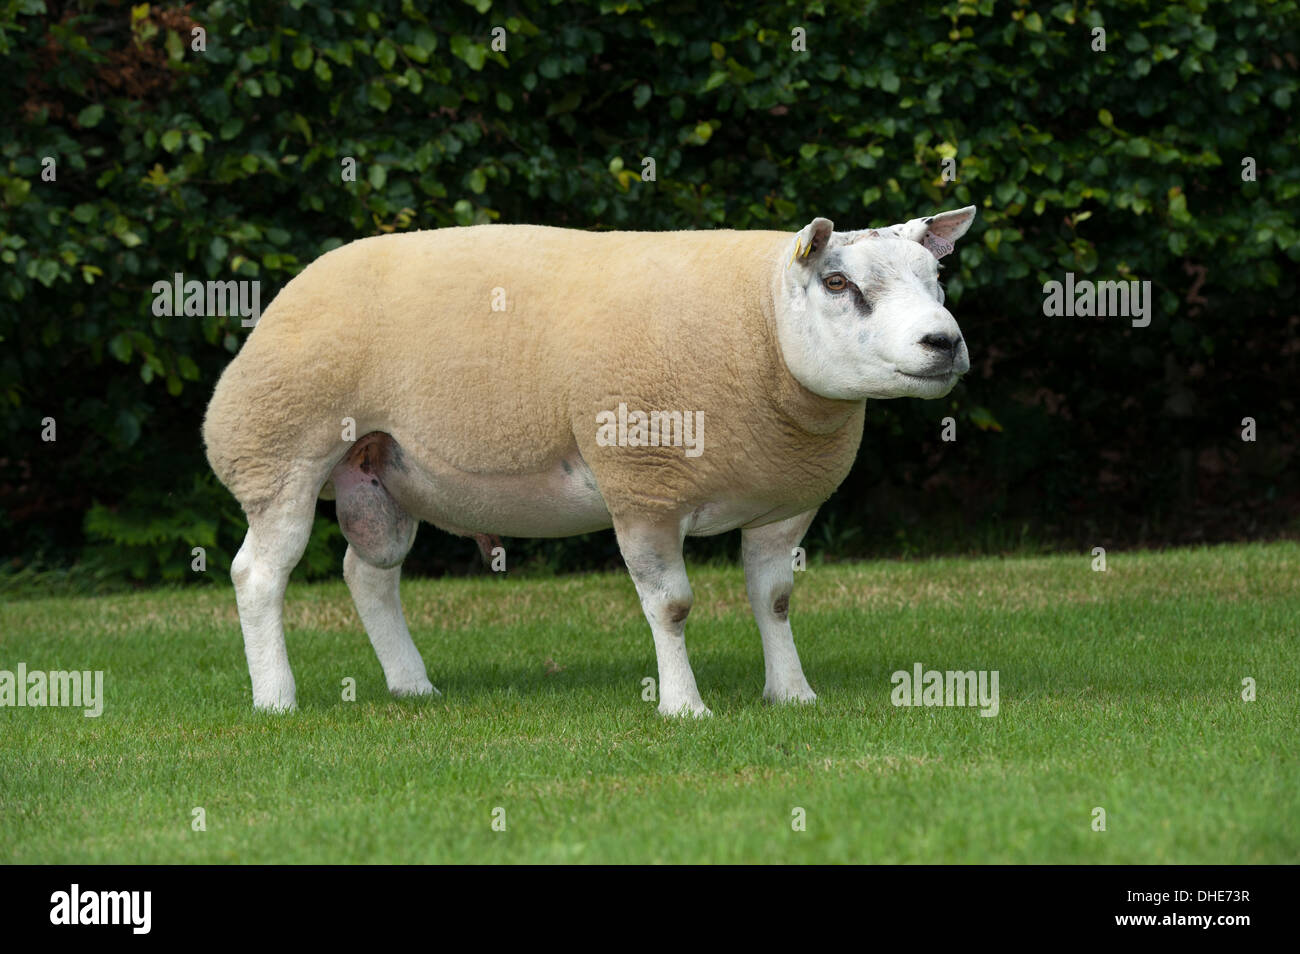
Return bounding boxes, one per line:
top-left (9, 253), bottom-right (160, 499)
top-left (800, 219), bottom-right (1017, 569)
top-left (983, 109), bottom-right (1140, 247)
top-left (1, 543), bottom-right (1297, 864)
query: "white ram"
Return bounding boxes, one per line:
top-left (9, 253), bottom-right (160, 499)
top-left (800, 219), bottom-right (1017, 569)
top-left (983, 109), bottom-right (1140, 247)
top-left (203, 207), bottom-right (977, 715)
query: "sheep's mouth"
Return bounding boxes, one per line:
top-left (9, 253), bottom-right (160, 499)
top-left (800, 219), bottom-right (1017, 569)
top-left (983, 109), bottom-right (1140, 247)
top-left (893, 369), bottom-right (961, 397)
top-left (896, 370), bottom-right (958, 383)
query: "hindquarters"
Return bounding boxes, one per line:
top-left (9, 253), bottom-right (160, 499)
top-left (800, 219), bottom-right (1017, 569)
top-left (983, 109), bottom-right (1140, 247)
top-left (202, 341), bottom-right (346, 517)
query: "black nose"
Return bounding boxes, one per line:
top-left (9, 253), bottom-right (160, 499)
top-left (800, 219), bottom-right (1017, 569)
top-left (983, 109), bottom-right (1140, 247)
top-left (919, 333), bottom-right (960, 358)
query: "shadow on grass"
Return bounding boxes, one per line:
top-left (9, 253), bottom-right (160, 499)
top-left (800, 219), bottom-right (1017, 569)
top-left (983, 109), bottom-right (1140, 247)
top-left (281, 646), bottom-right (1185, 714)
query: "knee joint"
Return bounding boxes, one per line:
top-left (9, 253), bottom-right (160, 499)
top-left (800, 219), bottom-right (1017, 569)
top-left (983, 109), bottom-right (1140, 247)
top-left (648, 584), bottom-right (693, 628)
top-left (666, 601), bottom-right (692, 625)
top-left (771, 590), bottom-right (791, 621)
top-left (231, 548), bottom-right (253, 588)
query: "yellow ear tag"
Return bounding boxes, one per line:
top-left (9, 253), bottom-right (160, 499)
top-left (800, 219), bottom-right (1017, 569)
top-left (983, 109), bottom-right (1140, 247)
top-left (803, 240), bottom-right (813, 257)
top-left (789, 238), bottom-right (803, 267)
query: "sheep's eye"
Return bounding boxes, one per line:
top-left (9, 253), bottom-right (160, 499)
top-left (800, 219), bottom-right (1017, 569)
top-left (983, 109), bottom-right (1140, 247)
top-left (823, 273), bottom-right (848, 292)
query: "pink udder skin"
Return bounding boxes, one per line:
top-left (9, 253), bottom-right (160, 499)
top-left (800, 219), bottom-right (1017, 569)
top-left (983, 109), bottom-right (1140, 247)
top-left (332, 458), bottom-right (380, 497)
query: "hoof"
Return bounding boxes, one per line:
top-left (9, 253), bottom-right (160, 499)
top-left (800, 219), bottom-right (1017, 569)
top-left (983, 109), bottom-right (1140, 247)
top-left (658, 700), bottom-right (713, 718)
top-left (390, 678), bottom-right (439, 699)
top-left (253, 697), bottom-right (297, 713)
top-left (252, 680), bottom-right (297, 712)
top-left (763, 684), bottom-right (818, 705)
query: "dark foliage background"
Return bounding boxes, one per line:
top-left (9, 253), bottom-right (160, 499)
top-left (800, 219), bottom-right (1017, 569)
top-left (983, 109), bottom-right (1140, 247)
top-left (2, 0), bottom-right (1297, 585)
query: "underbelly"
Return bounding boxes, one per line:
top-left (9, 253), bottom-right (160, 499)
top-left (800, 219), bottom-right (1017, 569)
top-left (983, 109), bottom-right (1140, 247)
top-left (381, 443), bottom-right (614, 538)
top-left (686, 502), bottom-right (812, 536)
top-left (366, 436), bottom-right (817, 540)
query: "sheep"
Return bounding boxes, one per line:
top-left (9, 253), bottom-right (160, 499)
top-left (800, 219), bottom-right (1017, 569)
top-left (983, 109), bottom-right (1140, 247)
top-left (203, 206), bottom-right (977, 716)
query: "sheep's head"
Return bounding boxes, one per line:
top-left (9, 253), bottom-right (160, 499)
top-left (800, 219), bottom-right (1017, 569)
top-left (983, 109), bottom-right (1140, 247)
top-left (775, 206), bottom-right (976, 401)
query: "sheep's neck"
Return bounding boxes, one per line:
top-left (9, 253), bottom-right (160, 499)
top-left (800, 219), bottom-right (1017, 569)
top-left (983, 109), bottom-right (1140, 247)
top-left (758, 253), bottom-right (865, 438)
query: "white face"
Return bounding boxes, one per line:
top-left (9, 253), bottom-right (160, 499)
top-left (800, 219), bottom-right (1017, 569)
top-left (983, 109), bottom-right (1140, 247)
top-left (774, 207), bottom-right (976, 401)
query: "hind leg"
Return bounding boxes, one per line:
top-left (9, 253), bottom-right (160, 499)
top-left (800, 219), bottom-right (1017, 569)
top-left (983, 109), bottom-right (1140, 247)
top-left (343, 545), bottom-right (436, 699)
top-left (231, 487), bottom-right (317, 712)
top-left (334, 437), bottom-right (436, 699)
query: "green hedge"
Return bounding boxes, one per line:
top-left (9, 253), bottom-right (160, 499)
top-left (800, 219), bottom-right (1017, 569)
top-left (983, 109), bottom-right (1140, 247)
top-left (2, 0), bottom-right (1297, 583)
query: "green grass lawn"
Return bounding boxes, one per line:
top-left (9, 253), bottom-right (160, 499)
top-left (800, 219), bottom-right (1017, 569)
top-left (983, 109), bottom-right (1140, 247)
top-left (2, 542), bottom-right (1297, 864)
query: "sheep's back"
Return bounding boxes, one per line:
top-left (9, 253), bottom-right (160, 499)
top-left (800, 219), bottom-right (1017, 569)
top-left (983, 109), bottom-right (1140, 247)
top-left (207, 226), bottom-right (791, 495)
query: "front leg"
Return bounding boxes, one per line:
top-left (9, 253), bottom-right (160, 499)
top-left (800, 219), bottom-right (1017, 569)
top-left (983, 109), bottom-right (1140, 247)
top-left (741, 510), bottom-right (819, 705)
top-left (613, 516), bottom-right (710, 718)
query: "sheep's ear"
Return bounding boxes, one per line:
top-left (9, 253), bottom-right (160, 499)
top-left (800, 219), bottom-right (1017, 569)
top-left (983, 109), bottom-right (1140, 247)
top-left (843, 206), bottom-right (977, 259)
top-left (788, 217), bottom-right (834, 268)
top-left (901, 206), bottom-right (977, 259)
top-left (920, 205), bottom-right (976, 254)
